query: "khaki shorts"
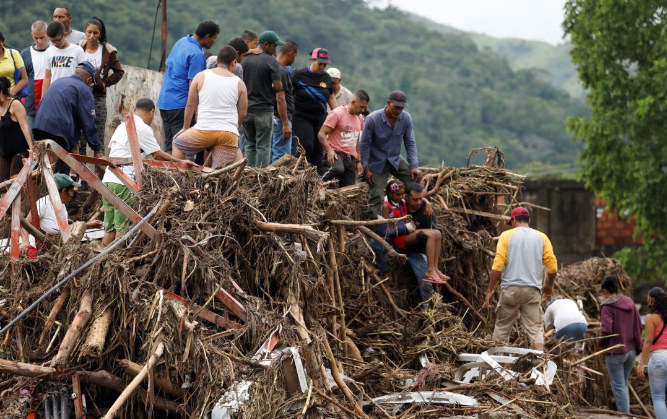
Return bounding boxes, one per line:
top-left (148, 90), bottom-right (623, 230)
top-left (492, 285), bottom-right (544, 346)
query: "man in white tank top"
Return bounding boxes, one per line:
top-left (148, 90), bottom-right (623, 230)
top-left (172, 45), bottom-right (248, 168)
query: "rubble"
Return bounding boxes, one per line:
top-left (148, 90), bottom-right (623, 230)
top-left (0, 148), bottom-right (639, 418)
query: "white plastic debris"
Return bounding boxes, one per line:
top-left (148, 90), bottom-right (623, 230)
top-left (370, 391), bottom-right (478, 407)
top-left (211, 381), bottom-right (253, 419)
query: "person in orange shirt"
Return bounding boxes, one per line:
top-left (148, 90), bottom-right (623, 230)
top-left (483, 206), bottom-right (558, 351)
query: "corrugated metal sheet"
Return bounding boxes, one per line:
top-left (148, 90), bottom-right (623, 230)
top-left (105, 65), bottom-right (165, 149)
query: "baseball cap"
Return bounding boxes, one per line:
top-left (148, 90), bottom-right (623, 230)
top-left (310, 48), bottom-right (331, 64)
top-left (388, 90), bottom-right (409, 108)
top-left (258, 30), bottom-right (285, 46)
top-left (326, 67), bottom-right (341, 80)
top-left (76, 61), bottom-right (97, 85)
top-left (54, 174), bottom-right (81, 190)
top-left (507, 206), bottom-right (530, 225)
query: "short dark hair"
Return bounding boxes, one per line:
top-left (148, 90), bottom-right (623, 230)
top-left (217, 45), bottom-right (237, 66)
top-left (354, 90), bottom-right (370, 103)
top-left (135, 98), bottom-right (155, 112)
top-left (601, 274), bottom-right (619, 294)
top-left (405, 182), bottom-right (423, 196)
top-left (55, 6), bottom-right (72, 16)
top-left (228, 37), bottom-right (249, 55)
top-left (515, 215), bottom-right (530, 223)
top-left (85, 16), bottom-right (107, 44)
top-left (47, 21), bottom-right (66, 38)
top-left (195, 20), bottom-right (220, 38)
top-left (242, 30), bottom-right (258, 41)
top-left (280, 40), bottom-right (299, 54)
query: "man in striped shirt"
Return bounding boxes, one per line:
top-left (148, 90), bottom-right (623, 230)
top-left (484, 207), bottom-right (558, 351)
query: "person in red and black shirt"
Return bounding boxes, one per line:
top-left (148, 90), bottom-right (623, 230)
top-left (291, 48), bottom-right (337, 171)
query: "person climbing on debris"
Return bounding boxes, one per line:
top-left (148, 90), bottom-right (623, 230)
top-left (543, 297), bottom-right (588, 342)
top-left (19, 174), bottom-right (103, 256)
top-left (599, 274), bottom-right (642, 414)
top-left (102, 98), bottom-right (194, 245)
top-left (484, 206), bottom-right (557, 351)
top-left (378, 180), bottom-right (448, 283)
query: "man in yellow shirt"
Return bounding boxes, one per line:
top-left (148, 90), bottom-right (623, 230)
top-left (483, 207), bottom-right (558, 351)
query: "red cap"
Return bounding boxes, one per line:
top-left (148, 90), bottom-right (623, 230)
top-left (507, 206), bottom-right (530, 225)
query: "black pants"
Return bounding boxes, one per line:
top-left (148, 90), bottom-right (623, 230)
top-left (160, 108), bottom-right (204, 164)
top-left (321, 151), bottom-right (357, 187)
top-left (292, 112), bottom-right (326, 170)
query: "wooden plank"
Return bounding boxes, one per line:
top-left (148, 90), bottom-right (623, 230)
top-left (162, 290), bottom-right (242, 330)
top-left (10, 193), bottom-right (21, 265)
top-left (42, 154), bottom-right (71, 242)
top-left (124, 113), bottom-right (143, 189)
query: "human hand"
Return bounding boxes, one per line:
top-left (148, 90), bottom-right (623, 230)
top-left (356, 162), bottom-right (363, 176)
top-left (326, 149), bottom-right (338, 165)
top-left (542, 285), bottom-right (554, 303)
top-left (282, 124), bottom-right (292, 141)
top-left (180, 159), bottom-right (197, 167)
top-left (424, 199), bottom-right (433, 217)
top-left (87, 220), bottom-right (103, 229)
top-left (364, 168), bottom-right (374, 185)
top-left (637, 364), bottom-right (646, 381)
top-left (483, 290), bottom-right (494, 308)
top-left (410, 168), bottom-right (422, 181)
top-left (19, 243), bottom-right (30, 256)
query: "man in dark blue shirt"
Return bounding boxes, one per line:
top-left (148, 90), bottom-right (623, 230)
top-left (34, 61), bottom-right (103, 167)
top-left (157, 20), bottom-right (219, 153)
top-left (360, 90), bottom-right (422, 215)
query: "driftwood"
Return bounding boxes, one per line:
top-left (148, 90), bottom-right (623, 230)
top-left (255, 220), bottom-right (329, 246)
top-left (102, 339), bottom-right (165, 419)
top-left (443, 282), bottom-right (486, 325)
top-left (119, 359), bottom-right (185, 399)
top-left (20, 216), bottom-right (45, 241)
top-left (356, 225), bottom-right (407, 263)
top-left (38, 291), bottom-right (69, 347)
top-left (201, 157), bottom-right (247, 178)
top-left (80, 308), bottom-right (112, 358)
top-left (322, 336), bottom-right (369, 419)
top-left (328, 215), bottom-right (411, 226)
top-left (50, 291), bottom-right (92, 368)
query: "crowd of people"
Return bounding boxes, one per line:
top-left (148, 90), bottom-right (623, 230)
top-left (4, 14), bottom-right (667, 417)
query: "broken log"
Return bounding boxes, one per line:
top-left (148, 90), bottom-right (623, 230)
top-left (80, 308), bottom-right (112, 358)
top-left (321, 336), bottom-right (370, 419)
top-left (38, 291), bottom-right (69, 347)
top-left (20, 216), bottom-right (45, 241)
top-left (50, 291), bottom-right (93, 368)
top-left (103, 340), bottom-right (165, 419)
top-left (255, 220), bottom-right (329, 246)
top-left (119, 359), bottom-right (185, 399)
top-left (356, 225), bottom-right (407, 263)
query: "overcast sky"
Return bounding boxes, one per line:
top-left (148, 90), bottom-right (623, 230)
top-left (383, 0), bottom-right (567, 45)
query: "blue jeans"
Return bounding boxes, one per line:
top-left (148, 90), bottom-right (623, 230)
top-left (555, 322), bottom-right (587, 341)
top-left (605, 351), bottom-right (636, 413)
top-left (650, 350), bottom-right (667, 419)
top-left (371, 239), bottom-right (433, 301)
top-left (270, 116), bottom-right (292, 164)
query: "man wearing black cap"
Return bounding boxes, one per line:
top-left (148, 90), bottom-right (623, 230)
top-left (241, 30), bottom-right (284, 168)
top-left (483, 206), bottom-right (558, 351)
top-left (34, 61), bottom-right (103, 169)
top-left (360, 90), bottom-right (421, 215)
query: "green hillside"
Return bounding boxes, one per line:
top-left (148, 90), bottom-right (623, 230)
top-left (1, 0), bottom-right (587, 168)
top-left (408, 13), bottom-right (585, 100)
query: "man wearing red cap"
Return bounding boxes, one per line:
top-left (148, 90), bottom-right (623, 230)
top-left (483, 206), bottom-right (558, 351)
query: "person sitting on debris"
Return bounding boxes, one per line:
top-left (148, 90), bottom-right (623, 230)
top-left (379, 180), bottom-right (448, 283)
top-left (102, 98), bottom-right (194, 245)
top-left (484, 206), bottom-right (557, 351)
top-left (172, 46), bottom-right (248, 168)
top-left (543, 297), bottom-right (588, 342)
top-left (19, 174), bottom-right (103, 256)
top-left (598, 274), bottom-right (642, 414)
top-left (318, 90), bottom-right (369, 187)
top-left (638, 287), bottom-right (667, 419)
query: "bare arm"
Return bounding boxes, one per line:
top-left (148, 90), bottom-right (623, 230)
top-left (237, 80), bottom-right (248, 127)
top-left (182, 73), bottom-right (203, 131)
top-left (271, 79), bottom-right (282, 93)
top-left (10, 67), bottom-right (28, 97)
top-left (275, 90), bottom-right (291, 141)
top-left (42, 70), bottom-right (52, 97)
top-left (484, 269), bottom-right (502, 307)
top-left (151, 149), bottom-right (194, 164)
top-left (11, 101), bottom-right (33, 149)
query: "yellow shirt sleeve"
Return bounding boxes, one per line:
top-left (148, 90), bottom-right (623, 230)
top-left (492, 231), bottom-right (510, 271)
top-left (540, 232), bottom-right (558, 274)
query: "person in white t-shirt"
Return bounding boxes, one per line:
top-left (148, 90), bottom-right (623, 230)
top-left (544, 297), bottom-right (588, 342)
top-left (20, 21), bottom-right (49, 130)
top-left (42, 21), bottom-right (86, 98)
top-left (19, 174), bottom-right (103, 255)
top-left (101, 98), bottom-right (194, 245)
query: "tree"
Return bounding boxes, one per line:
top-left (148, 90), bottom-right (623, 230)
top-left (564, 0), bottom-right (667, 275)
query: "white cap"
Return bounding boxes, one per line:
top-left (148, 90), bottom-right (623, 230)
top-left (326, 67), bottom-right (341, 80)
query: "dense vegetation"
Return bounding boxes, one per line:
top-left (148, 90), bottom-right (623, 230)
top-left (565, 0), bottom-right (667, 278)
top-left (1, 0), bottom-right (587, 168)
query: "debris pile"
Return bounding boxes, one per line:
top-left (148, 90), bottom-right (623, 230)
top-left (0, 153), bottom-right (613, 418)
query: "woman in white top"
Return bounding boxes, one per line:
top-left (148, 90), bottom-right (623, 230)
top-left (172, 45), bottom-right (248, 168)
top-left (544, 297), bottom-right (588, 342)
